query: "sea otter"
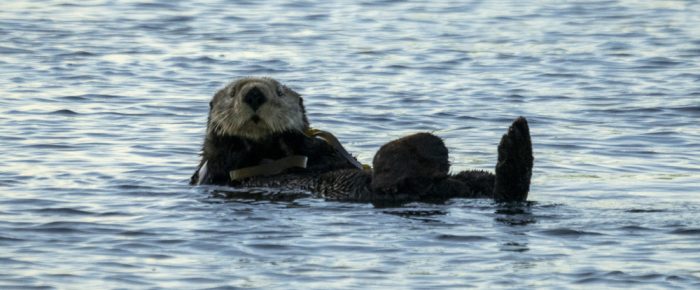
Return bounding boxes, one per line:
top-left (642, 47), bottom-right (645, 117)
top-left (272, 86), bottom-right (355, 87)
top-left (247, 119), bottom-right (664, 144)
top-left (191, 77), bottom-right (533, 206)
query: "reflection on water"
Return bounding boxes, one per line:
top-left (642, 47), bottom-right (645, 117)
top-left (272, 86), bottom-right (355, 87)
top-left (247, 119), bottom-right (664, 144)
top-left (494, 204), bottom-right (537, 226)
top-left (2, 0), bottom-right (700, 288)
top-left (211, 187), bottom-right (314, 202)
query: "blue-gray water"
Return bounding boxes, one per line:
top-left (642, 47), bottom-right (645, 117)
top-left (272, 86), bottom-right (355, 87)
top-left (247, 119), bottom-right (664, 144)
top-left (2, 1), bottom-right (700, 289)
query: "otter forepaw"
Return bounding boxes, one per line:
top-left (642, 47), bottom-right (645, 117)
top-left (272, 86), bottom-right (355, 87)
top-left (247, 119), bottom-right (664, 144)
top-left (493, 117), bottom-right (533, 202)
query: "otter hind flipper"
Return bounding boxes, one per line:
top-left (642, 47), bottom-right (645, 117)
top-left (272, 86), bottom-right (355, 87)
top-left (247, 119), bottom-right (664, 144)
top-left (493, 117), bottom-right (533, 202)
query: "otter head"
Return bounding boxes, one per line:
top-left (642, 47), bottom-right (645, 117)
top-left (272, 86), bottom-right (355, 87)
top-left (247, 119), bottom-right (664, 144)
top-left (207, 77), bottom-right (309, 140)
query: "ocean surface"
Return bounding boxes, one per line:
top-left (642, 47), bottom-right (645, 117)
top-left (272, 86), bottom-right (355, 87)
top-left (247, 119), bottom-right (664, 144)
top-left (1, 0), bottom-right (700, 289)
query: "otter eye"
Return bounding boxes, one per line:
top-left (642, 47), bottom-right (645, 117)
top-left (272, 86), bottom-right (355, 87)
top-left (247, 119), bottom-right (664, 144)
top-left (227, 86), bottom-right (237, 98)
top-left (276, 86), bottom-right (285, 97)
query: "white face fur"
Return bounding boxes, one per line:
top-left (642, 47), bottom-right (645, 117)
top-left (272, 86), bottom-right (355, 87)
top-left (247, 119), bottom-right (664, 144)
top-left (207, 77), bottom-right (308, 140)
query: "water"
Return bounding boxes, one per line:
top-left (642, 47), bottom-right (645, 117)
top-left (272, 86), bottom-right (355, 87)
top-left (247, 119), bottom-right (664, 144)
top-left (1, 0), bottom-right (700, 288)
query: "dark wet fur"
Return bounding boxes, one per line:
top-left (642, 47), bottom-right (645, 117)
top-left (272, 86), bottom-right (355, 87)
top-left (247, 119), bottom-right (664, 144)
top-left (493, 117), bottom-right (533, 202)
top-left (194, 117), bottom-right (534, 206)
top-left (190, 131), bottom-right (358, 185)
top-left (365, 117), bottom-right (532, 206)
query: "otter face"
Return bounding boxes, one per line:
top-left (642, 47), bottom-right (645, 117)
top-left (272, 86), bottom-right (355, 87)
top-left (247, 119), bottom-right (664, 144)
top-left (207, 77), bottom-right (309, 140)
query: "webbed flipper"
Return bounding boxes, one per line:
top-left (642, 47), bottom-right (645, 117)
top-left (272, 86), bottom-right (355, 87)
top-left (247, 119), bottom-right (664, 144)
top-left (493, 117), bottom-right (533, 202)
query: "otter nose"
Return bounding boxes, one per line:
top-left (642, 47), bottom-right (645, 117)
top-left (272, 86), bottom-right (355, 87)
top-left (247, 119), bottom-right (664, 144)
top-left (243, 87), bottom-right (267, 111)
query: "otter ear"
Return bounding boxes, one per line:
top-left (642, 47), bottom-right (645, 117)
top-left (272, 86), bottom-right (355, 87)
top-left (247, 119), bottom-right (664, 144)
top-left (210, 88), bottom-right (227, 110)
top-left (285, 86), bottom-right (301, 98)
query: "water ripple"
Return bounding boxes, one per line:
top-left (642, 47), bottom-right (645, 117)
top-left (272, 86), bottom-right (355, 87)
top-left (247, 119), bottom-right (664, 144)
top-left (1, 0), bottom-right (700, 289)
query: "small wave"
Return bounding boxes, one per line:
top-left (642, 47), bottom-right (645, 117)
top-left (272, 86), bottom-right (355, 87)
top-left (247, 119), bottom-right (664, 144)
top-left (102, 274), bottom-right (154, 286)
top-left (625, 208), bottom-right (666, 213)
top-left (24, 226), bottom-right (87, 234)
top-left (50, 109), bottom-right (79, 115)
top-left (98, 211), bottom-right (132, 217)
top-left (671, 105), bottom-right (700, 115)
top-left (0, 257), bottom-right (35, 265)
top-left (302, 14), bottom-right (330, 21)
top-left (670, 228), bottom-right (700, 235)
top-left (617, 225), bottom-right (653, 231)
top-left (222, 15), bottom-right (246, 21)
top-left (361, 0), bottom-right (407, 7)
top-left (680, 48), bottom-right (700, 57)
top-left (95, 261), bottom-right (140, 269)
top-left (540, 228), bottom-right (603, 237)
top-left (154, 239), bottom-right (186, 245)
top-left (246, 243), bottom-right (290, 250)
top-left (110, 184), bottom-right (158, 190)
top-left (0, 46), bottom-right (33, 54)
top-left (204, 286), bottom-right (248, 290)
top-left (635, 57), bottom-right (683, 69)
top-left (538, 73), bottom-right (586, 79)
top-left (150, 254), bottom-right (174, 260)
top-left (35, 221), bottom-right (113, 234)
top-left (165, 56), bottom-right (219, 64)
top-left (436, 234), bottom-right (492, 242)
top-left (118, 230), bottom-right (158, 237)
top-left (133, 2), bottom-right (180, 9)
top-left (5, 109), bottom-right (78, 116)
top-left (55, 51), bottom-right (97, 58)
top-left (597, 41), bottom-right (632, 51)
top-left (574, 270), bottom-right (687, 286)
top-left (57, 74), bottom-right (107, 81)
top-left (23, 143), bottom-right (75, 150)
top-left (0, 235), bottom-right (25, 242)
top-left (116, 242), bottom-right (158, 249)
top-left (58, 94), bottom-right (127, 101)
top-left (31, 207), bottom-right (94, 216)
top-left (3, 198), bottom-right (58, 206)
top-left (594, 107), bottom-right (663, 114)
top-left (164, 16), bottom-right (194, 22)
